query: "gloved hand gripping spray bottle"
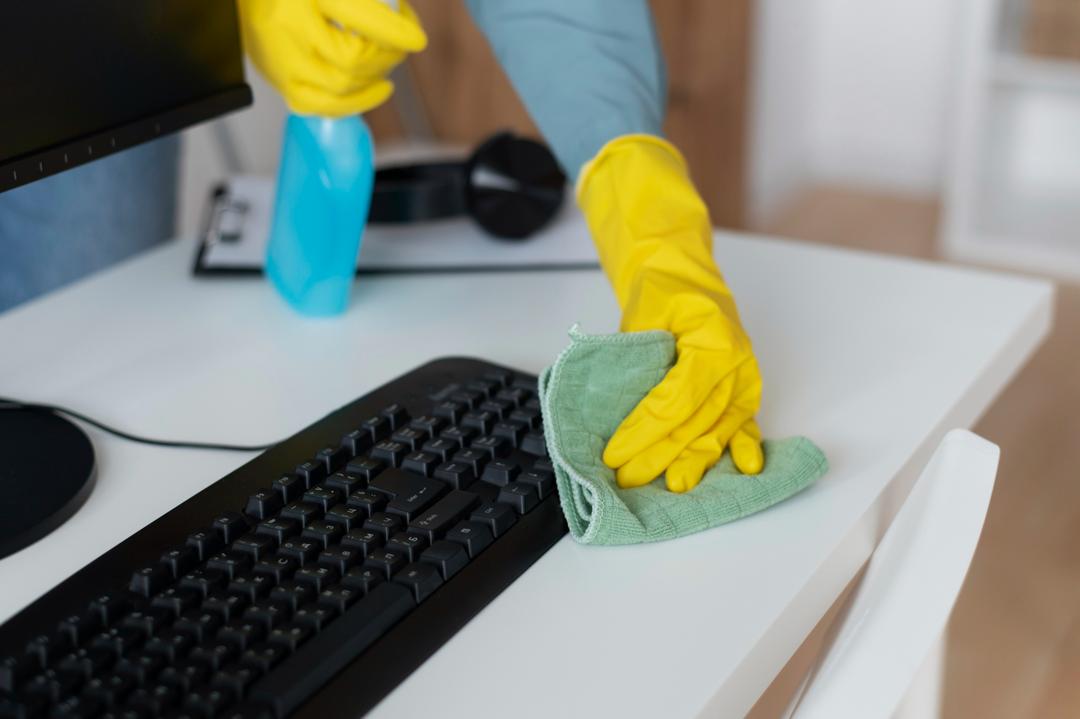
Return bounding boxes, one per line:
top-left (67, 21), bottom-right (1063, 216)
top-left (265, 3), bottom-right (402, 316)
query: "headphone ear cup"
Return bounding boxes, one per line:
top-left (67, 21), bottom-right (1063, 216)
top-left (465, 132), bottom-right (566, 240)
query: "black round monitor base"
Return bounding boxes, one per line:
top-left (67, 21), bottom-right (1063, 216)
top-left (0, 409), bottom-right (96, 559)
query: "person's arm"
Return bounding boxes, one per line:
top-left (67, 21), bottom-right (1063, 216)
top-left (466, 0), bottom-right (765, 491)
top-left (464, 0), bottom-right (665, 182)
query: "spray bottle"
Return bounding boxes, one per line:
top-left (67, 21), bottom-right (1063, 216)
top-left (265, 3), bottom-right (400, 316)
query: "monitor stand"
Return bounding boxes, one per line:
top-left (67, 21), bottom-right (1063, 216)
top-left (0, 409), bottom-right (95, 559)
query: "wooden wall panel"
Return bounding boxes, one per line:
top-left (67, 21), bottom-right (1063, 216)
top-left (368, 0), bottom-right (753, 229)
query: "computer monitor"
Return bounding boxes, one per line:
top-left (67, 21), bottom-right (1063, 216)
top-left (0, 1), bottom-right (252, 558)
top-left (0, 1), bottom-right (252, 194)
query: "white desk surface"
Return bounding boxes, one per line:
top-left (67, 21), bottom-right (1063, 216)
top-left (0, 218), bottom-right (1052, 718)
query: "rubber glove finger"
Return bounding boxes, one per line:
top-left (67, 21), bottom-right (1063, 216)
top-left (317, 0), bottom-right (428, 52)
top-left (730, 420), bottom-right (764, 475)
top-left (603, 350), bottom-right (724, 469)
top-left (664, 403), bottom-right (756, 492)
top-left (613, 375), bottom-right (735, 488)
top-left (286, 79), bottom-right (394, 116)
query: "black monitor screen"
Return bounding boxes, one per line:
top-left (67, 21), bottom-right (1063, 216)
top-left (0, 1), bottom-right (251, 192)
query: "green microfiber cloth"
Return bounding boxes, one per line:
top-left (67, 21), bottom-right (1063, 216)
top-left (538, 326), bottom-right (828, 545)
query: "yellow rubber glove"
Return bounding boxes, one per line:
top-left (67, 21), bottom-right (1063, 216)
top-left (238, 0), bottom-right (427, 117)
top-left (577, 135), bottom-right (764, 493)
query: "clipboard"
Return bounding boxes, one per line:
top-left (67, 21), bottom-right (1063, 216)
top-left (193, 175), bottom-right (601, 276)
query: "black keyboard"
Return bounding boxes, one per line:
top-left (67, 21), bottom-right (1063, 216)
top-left (0, 358), bottom-right (567, 718)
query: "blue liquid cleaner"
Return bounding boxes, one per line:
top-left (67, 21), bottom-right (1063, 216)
top-left (266, 113), bottom-right (375, 316)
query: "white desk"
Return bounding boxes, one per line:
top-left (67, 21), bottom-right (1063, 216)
top-left (0, 221), bottom-right (1051, 717)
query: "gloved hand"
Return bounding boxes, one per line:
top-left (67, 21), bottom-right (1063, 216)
top-left (577, 135), bottom-right (764, 493)
top-left (238, 0), bottom-right (427, 117)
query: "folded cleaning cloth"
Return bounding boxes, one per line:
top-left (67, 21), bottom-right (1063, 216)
top-left (538, 327), bottom-right (828, 545)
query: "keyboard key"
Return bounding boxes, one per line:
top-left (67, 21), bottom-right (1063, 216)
top-left (484, 369), bottom-right (513, 387)
top-left (510, 407), bottom-right (542, 429)
top-left (188, 640), bottom-right (238, 672)
top-left (401, 451), bottom-right (440, 477)
top-left (212, 512), bottom-right (250, 544)
top-left (408, 415), bottom-right (444, 439)
top-left (255, 517), bottom-right (300, 545)
top-left (452, 448), bottom-right (489, 475)
top-left (244, 490), bottom-right (283, 521)
top-left (391, 426), bottom-right (427, 451)
top-left (89, 627), bottom-right (144, 658)
top-left (240, 643), bottom-right (289, 674)
top-left (24, 632), bottom-right (69, 668)
top-left (54, 647), bottom-right (111, 681)
top-left (408, 490), bottom-right (481, 542)
top-left (157, 660), bottom-right (209, 694)
top-left (461, 410), bottom-right (496, 434)
top-left (521, 430), bottom-right (548, 457)
top-left (387, 490), bottom-right (446, 523)
top-left (432, 461), bottom-right (476, 490)
top-left (0, 653), bottom-right (35, 692)
top-left (227, 574), bottom-right (274, 603)
top-left (340, 567), bottom-right (385, 595)
top-left (218, 619), bottom-right (267, 653)
top-left (268, 582), bottom-right (316, 612)
top-left (497, 387), bottom-right (531, 405)
top-left (114, 650), bottom-right (165, 684)
top-left (359, 415), bottom-right (391, 442)
top-left (56, 611), bottom-right (102, 646)
top-left (211, 664), bottom-right (261, 699)
top-left (385, 532), bottom-right (429, 562)
top-left (448, 389), bottom-right (482, 409)
top-left (301, 520), bottom-right (344, 548)
top-left (316, 586), bottom-right (361, 614)
top-left (479, 399), bottom-right (513, 420)
top-left (294, 460), bottom-right (327, 488)
top-left (370, 469), bottom-right (446, 509)
top-left (293, 566), bottom-right (338, 593)
top-left (379, 404), bottom-right (410, 430)
top-left (497, 482), bottom-right (540, 514)
top-left (524, 397), bottom-right (542, 411)
top-left (144, 629), bottom-right (195, 663)
top-left (129, 564), bottom-right (171, 597)
top-left (232, 533), bottom-right (277, 561)
top-left (445, 521), bottom-right (494, 558)
top-left (432, 400), bottom-right (465, 424)
top-left (340, 529), bottom-right (383, 556)
top-left (344, 457), bottom-right (384, 483)
top-left (159, 546), bottom-right (198, 579)
top-left (533, 457), bottom-right (555, 473)
top-left (172, 610), bottom-right (223, 644)
top-left (247, 584), bottom-right (414, 718)
top-left (519, 469), bottom-right (556, 499)
top-left (277, 539), bottom-right (321, 566)
top-left (49, 693), bottom-right (102, 717)
top-left (420, 540), bottom-right (470, 580)
top-left (151, 586), bottom-right (202, 617)
top-left (392, 563), bottom-right (443, 603)
top-left (280, 501), bottom-right (321, 528)
top-left (471, 435), bottom-right (511, 459)
top-left (346, 489), bottom-right (387, 517)
top-left (87, 593), bottom-right (129, 627)
top-left (363, 548), bottom-right (407, 578)
top-left (420, 438), bottom-right (458, 463)
top-left (82, 672), bottom-right (136, 707)
top-left (184, 684), bottom-right (235, 716)
top-left (493, 420), bottom-right (528, 447)
top-left (121, 608), bottom-right (172, 636)
top-left (267, 624), bottom-right (312, 653)
top-left (323, 503), bottom-right (363, 531)
top-left (125, 682), bottom-right (177, 714)
top-left (466, 379), bottom-right (499, 398)
top-left (253, 555), bottom-right (298, 584)
top-left (470, 502), bottom-right (518, 537)
top-left (301, 486), bottom-right (341, 512)
top-left (439, 426), bottom-right (475, 449)
top-left (371, 439), bottom-right (409, 467)
top-left (481, 459), bottom-right (520, 487)
top-left (200, 593), bottom-right (248, 624)
top-left (207, 551), bottom-right (253, 579)
top-left (21, 667), bottom-right (82, 703)
top-left (340, 429), bottom-right (373, 458)
top-left (292, 605), bottom-right (337, 632)
top-left (271, 474), bottom-right (305, 503)
top-left (315, 445), bottom-right (349, 472)
top-left (242, 601), bottom-right (291, 632)
top-left (324, 472), bottom-right (365, 495)
top-left (317, 545), bottom-right (363, 574)
top-left (362, 512), bottom-right (403, 541)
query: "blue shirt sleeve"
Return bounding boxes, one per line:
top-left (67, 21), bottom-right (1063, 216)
top-left (464, 0), bottom-right (666, 181)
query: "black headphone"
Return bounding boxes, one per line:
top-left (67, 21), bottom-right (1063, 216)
top-left (368, 131), bottom-right (567, 240)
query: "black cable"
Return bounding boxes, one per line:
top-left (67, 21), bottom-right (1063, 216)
top-left (0, 397), bottom-right (278, 452)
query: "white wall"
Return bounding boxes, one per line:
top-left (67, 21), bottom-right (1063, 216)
top-left (750, 0), bottom-right (962, 224)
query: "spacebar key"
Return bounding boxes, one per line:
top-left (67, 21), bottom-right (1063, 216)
top-left (248, 582), bottom-right (415, 717)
